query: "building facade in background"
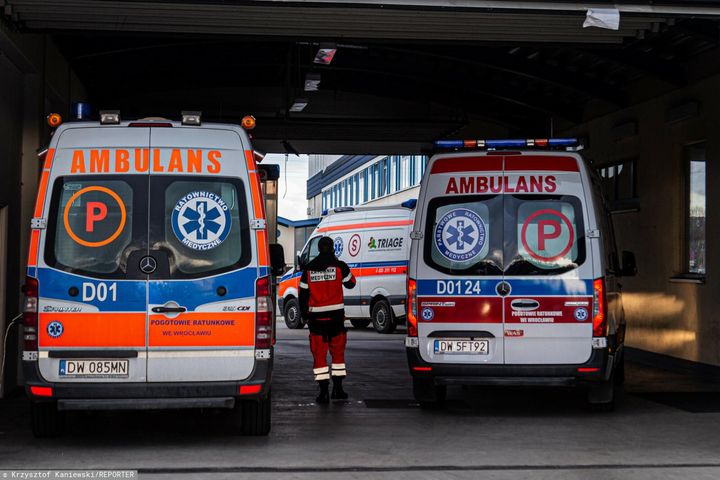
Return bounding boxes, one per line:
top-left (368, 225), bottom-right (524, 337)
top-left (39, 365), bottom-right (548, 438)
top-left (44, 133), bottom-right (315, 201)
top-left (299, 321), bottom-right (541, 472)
top-left (277, 216), bottom-right (320, 269)
top-left (306, 154), bottom-right (428, 217)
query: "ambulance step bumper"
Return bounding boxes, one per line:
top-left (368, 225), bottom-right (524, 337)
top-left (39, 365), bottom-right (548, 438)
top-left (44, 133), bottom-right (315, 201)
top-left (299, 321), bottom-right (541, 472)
top-left (437, 377), bottom-right (576, 387)
top-left (58, 397), bottom-right (235, 411)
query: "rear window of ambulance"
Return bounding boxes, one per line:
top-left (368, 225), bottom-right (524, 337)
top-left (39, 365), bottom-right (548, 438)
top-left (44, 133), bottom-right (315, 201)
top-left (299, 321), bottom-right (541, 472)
top-left (151, 177), bottom-right (251, 278)
top-left (423, 194), bottom-right (585, 276)
top-left (45, 176), bottom-right (145, 277)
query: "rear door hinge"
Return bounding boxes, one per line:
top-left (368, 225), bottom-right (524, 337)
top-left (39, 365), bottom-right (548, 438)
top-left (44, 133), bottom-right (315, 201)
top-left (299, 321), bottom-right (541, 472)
top-left (586, 229), bottom-right (600, 239)
top-left (410, 230), bottom-right (423, 240)
top-left (251, 218), bottom-right (267, 230)
top-left (31, 218), bottom-right (47, 229)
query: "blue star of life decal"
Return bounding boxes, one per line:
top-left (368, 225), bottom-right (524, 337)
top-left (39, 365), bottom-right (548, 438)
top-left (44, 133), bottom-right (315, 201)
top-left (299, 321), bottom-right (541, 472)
top-left (47, 321), bottom-right (64, 338)
top-left (172, 191), bottom-right (232, 251)
top-left (434, 208), bottom-right (487, 262)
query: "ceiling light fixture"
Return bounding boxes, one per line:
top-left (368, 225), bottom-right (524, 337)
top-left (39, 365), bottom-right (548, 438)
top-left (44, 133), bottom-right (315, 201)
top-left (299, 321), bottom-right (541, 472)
top-left (313, 43), bottom-right (337, 65)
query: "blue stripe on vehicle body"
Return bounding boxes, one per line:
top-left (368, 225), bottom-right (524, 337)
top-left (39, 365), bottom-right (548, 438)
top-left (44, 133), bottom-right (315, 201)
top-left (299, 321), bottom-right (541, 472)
top-left (417, 278), bottom-right (592, 297)
top-left (37, 268), bottom-right (146, 311)
top-left (149, 268), bottom-right (257, 310)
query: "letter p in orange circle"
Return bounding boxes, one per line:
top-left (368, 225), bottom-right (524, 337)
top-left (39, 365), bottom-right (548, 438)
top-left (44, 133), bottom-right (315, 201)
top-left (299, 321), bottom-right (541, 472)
top-left (86, 202), bottom-right (108, 232)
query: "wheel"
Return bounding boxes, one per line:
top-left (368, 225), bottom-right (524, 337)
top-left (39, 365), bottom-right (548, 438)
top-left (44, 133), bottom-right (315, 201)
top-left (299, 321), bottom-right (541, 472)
top-left (240, 393), bottom-right (272, 436)
top-left (31, 401), bottom-right (65, 438)
top-left (283, 298), bottom-right (304, 329)
top-left (350, 319), bottom-right (371, 329)
top-left (371, 299), bottom-right (396, 334)
top-left (413, 378), bottom-right (446, 409)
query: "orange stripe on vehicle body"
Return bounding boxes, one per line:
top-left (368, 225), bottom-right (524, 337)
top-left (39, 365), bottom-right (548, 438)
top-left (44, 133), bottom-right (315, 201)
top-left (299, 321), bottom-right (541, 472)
top-left (27, 230), bottom-right (40, 267)
top-left (148, 312), bottom-right (255, 347)
top-left (248, 171), bottom-right (266, 219)
top-left (257, 230), bottom-right (269, 267)
top-left (42, 148), bottom-right (55, 170)
top-left (33, 171), bottom-right (50, 218)
top-left (351, 266), bottom-right (408, 277)
top-left (244, 149), bottom-right (256, 172)
top-left (279, 276), bottom-right (300, 297)
top-left (39, 312), bottom-right (146, 347)
top-left (317, 220), bottom-right (413, 233)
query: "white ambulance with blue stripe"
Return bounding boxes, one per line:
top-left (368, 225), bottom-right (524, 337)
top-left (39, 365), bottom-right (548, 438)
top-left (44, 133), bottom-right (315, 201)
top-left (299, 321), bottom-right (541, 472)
top-left (22, 112), bottom-right (281, 437)
top-left (406, 139), bottom-right (637, 409)
top-left (279, 204), bottom-right (413, 333)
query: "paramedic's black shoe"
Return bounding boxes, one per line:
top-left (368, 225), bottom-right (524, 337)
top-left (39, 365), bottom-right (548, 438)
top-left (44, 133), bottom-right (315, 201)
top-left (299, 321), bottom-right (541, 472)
top-left (316, 380), bottom-right (330, 404)
top-left (331, 377), bottom-right (348, 400)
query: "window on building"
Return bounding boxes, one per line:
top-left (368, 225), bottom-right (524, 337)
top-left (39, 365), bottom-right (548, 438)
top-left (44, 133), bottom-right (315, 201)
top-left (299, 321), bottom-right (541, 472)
top-left (685, 143), bottom-right (706, 276)
top-left (597, 158), bottom-right (638, 212)
top-left (355, 174), bottom-right (360, 204)
top-left (361, 170), bottom-right (367, 203)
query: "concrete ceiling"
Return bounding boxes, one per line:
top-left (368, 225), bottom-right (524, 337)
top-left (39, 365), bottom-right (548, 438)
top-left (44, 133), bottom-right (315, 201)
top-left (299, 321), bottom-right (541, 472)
top-left (4, 1), bottom-right (720, 153)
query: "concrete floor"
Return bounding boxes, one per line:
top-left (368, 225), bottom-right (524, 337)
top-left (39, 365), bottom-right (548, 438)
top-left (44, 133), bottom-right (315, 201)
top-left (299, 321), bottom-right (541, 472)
top-left (1, 322), bottom-right (720, 479)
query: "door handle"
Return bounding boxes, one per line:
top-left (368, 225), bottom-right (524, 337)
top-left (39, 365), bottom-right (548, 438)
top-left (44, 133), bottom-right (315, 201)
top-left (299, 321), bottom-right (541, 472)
top-left (151, 306), bottom-right (187, 314)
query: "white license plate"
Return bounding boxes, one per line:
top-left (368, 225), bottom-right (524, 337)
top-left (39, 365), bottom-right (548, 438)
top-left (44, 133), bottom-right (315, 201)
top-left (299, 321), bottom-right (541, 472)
top-left (434, 339), bottom-right (489, 355)
top-left (59, 359), bottom-right (129, 378)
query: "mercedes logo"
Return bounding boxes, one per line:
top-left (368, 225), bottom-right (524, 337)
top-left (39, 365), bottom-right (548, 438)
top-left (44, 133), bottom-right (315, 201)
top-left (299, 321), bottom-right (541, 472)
top-left (495, 281), bottom-right (511, 297)
top-left (139, 256), bottom-right (157, 274)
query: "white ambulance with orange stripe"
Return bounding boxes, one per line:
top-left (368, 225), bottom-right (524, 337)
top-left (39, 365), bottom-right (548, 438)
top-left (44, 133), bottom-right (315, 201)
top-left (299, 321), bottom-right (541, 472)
top-left (406, 139), bottom-right (637, 409)
top-left (279, 204), bottom-right (414, 334)
top-left (22, 112), bottom-right (282, 437)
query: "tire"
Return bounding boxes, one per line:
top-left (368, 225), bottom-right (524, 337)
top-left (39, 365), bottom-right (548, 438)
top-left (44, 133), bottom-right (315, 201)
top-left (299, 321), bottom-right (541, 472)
top-left (350, 319), bottom-right (371, 329)
top-left (371, 299), bottom-right (396, 334)
top-left (241, 393), bottom-right (272, 436)
top-left (31, 401), bottom-right (65, 438)
top-left (283, 298), bottom-right (304, 329)
top-left (413, 378), bottom-right (446, 409)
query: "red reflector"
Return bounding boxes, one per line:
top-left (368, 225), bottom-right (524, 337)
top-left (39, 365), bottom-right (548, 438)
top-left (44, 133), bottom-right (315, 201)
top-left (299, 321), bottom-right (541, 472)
top-left (413, 366), bottom-right (432, 372)
top-left (577, 367), bottom-right (600, 373)
top-left (239, 384), bottom-right (262, 395)
top-left (30, 386), bottom-right (53, 397)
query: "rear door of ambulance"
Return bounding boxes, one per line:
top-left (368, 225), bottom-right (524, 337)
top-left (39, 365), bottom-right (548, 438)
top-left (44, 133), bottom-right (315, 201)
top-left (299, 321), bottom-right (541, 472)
top-left (146, 127), bottom-right (261, 382)
top-left (35, 126), bottom-right (150, 383)
top-left (414, 154), bottom-right (505, 365)
top-left (502, 153), bottom-right (594, 365)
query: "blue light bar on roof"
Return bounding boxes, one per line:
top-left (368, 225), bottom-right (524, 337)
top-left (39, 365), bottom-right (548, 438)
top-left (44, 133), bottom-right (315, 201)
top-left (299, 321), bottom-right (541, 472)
top-left (434, 138), bottom-right (579, 150)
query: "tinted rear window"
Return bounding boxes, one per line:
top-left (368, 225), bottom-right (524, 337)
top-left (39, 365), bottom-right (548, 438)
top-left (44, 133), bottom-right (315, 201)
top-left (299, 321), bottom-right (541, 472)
top-left (150, 176), bottom-right (251, 278)
top-left (45, 176), bottom-right (147, 278)
top-left (424, 194), bottom-right (585, 276)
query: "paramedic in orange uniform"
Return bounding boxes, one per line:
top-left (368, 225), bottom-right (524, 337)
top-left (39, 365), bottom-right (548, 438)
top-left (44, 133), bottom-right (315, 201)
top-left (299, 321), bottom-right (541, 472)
top-left (299, 236), bottom-right (356, 404)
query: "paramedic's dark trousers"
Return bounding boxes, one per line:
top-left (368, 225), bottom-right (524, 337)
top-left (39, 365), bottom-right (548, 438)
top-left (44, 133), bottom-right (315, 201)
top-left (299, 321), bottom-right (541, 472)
top-left (310, 325), bottom-right (347, 381)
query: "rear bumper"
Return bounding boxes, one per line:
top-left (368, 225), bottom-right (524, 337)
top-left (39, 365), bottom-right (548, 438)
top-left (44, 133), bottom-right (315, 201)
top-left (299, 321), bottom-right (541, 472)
top-left (23, 353), bottom-right (272, 408)
top-left (407, 346), bottom-right (613, 386)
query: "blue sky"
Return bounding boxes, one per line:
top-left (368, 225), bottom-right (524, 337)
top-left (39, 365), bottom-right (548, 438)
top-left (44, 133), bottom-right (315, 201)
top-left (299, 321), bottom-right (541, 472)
top-left (262, 153), bottom-right (309, 220)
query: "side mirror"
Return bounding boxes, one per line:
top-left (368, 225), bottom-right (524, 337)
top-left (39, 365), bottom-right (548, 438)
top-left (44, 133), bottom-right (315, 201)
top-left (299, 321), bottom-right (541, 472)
top-left (620, 250), bottom-right (637, 277)
top-left (269, 244), bottom-right (285, 276)
top-left (296, 255), bottom-right (304, 270)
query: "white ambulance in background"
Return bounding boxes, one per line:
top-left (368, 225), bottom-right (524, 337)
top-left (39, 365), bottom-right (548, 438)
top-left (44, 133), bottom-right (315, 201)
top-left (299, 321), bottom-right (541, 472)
top-left (279, 204), bottom-right (414, 334)
top-left (406, 138), bottom-right (637, 410)
top-left (22, 112), bottom-right (283, 437)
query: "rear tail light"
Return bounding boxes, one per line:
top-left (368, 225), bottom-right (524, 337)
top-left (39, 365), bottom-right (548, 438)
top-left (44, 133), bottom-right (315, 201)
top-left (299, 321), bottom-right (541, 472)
top-left (239, 384), bottom-right (262, 395)
top-left (255, 276), bottom-right (273, 349)
top-left (30, 386), bottom-right (53, 397)
top-left (407, 278), bottom-right (418, 337)
top-left (22, 277), bottom-right (39, 352)
top-left (592, 278), bottom-right (607, 337)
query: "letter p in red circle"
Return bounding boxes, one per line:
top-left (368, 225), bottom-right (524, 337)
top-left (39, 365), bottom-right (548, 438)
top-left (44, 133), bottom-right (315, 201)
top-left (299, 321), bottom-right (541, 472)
top-left (521, 209), bottom-right (574, 262)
